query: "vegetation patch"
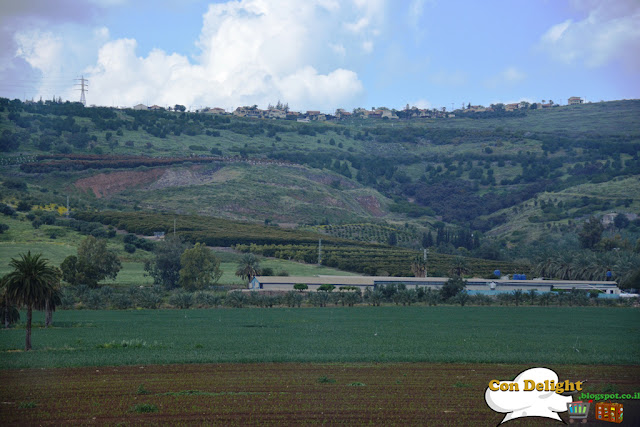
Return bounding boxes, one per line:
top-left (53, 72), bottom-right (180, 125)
top-left (130, 403), bottom-right (158, 413)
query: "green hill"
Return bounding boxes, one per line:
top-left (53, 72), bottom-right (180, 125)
top-left (1, 98), bottom-right (639, 284)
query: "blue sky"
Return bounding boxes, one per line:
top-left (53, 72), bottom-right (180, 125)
top-left (1, 0), bottom-right (638, 112)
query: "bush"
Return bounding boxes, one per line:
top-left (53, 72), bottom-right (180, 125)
top-left (110, 293), bottom-right (132, 309)
top-left (194, 291), bottom-right (222, 308)
top-left (0, 203), bottom-right (16, 216)
top-left (123, 234), bottom-right (137, 244)
top-left (225, 291), bottom-right (247, 308)
top-left (169, 292), bottom-right (193, 309)
top-left (284, 291), bottom-right (303, 307)
top-left (85, 290), bottom-right (107, 310)
top-left (132, 287), bottom-right (162, 309)
top-left (16, 200), bottom-right (31, 212)
top-left (59, 288), bottom-right (76, 309)
top-left (124, 243), bottom-right (136, 253)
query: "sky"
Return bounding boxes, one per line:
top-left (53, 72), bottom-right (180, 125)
top-left (1, 0), bottom-right (639, 113)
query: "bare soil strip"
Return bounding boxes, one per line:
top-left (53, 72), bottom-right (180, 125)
top-left (1, 363), bottom-right (638, 425)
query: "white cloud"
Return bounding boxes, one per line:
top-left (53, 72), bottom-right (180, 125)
top-left (80, 0), bottom-right (384, 110)
top-left (502, 66), bottom-right (526, 83)
top-left (429, 70), bottom-right (468, 87)
top-left (329, 43), bottom-right (346, 57)
top-left (539, 0), bottom-right (640, 70)
top-left (15, 30), bottom-right (64, 74)
top-left (484, 66), bottom-right (526, 89)
top-left (411, 99), bottom-right (432, 109)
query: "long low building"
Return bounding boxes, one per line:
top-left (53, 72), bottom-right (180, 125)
top-left (249, 276), bottom-right (622, 296)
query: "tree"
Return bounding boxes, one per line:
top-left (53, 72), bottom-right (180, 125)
top-left (144, 234), bottom-right (189, 289)
top-left (235, 253), bottom-right (261, 283)
top-left (179, 243), bottom-right (223, 291)
top-left (410, 254), bottom-right (426, 277)
top-left (449, 256), bottom-right (469, 277)
top-left (60, 236), bottom-right (121, 287)
top-left (387, 231), bottom-right (397, 246)
top-left (0, 276), bottom-right (20, 328)
top-left (44, 286), bottom-right (62, 328)
top-left (579, 217), bottom-right (604, 249)
top-left (440, 276), bottom-right (466, 301)
top-left (294, 283), bottom-right (308, 292)
top-left (512, 289), bottom-right (523, 306)
top-left (4, 252), bottom-right (59, 350)
top-left (174, 104), bottom-right (186, 112)
top-left (613, 213), bottom-right (630, 230)
top-left (318, 284), bottom-right (335, 292)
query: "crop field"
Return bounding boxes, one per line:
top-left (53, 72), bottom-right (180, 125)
top-left (1, 307), bottom-right (638, 369)
top-left (1, 363), bottom-right (639, 425)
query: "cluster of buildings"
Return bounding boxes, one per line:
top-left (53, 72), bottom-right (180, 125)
top-left (249, 275), bottom-right (624, 297)
top-left (129, 96), bottom-right (585, 121)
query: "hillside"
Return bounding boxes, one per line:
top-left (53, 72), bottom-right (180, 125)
top-left (1, 98), bottom-right (639, 284)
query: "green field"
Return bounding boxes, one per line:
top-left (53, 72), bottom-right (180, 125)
top-left (1, 306), bottom-right (638, 369)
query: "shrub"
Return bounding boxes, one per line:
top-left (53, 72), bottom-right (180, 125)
top-left (110, 293), bottom-right (132, 309)
top-left (284, 291), bottom-right (303, 307)
top-left (124, 243), bottom-right (136, 253)
top-left (85, 290), bottom-right (107, 310)
top-left (16, 200), bottom-right (31, 212)
top-left (132, 287), bottom-right (162, 309)
top-left (0, 203), bottom-right (16, 216)
top-left (225, 291), bottom-right (247, 308)
top-left (169, 292), bottom-right (193, 309)
top-left (123, 234), bottom-right (137, 244)
top-left (194, 291), bottom-right (222, 308)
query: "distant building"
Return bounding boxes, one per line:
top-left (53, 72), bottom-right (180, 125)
top-left (505, 103), bottom-right (519, 111)
top-left (568, 96), bottom-right (584, 105)
top-left (204, 107), bottom-right (226, 115)
top-left (149, 105), bottom-right (164, 110)
top-left (133, 104), bottom-right (148, 110)
top-left (266, 108), bottom-right (286, 119)
top-left (249, 275), bottom-right (622, 296)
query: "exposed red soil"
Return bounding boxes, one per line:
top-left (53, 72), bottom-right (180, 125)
top-left (74, 168), bottom-right (166, 198)
top-left (1, 363), bottom-right (638, 426)
top-left (356, 195), bottom-right (385, 216)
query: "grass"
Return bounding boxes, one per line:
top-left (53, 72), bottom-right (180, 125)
top-left (0, 306), bottom-right (637, 369)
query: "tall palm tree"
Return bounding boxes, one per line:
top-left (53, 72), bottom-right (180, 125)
top-left (4, 252), bottom-right (59, 350)
top-left (235, 253), bottom-right (261, 284)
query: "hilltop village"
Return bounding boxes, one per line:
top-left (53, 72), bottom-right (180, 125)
top-left (127, 96), bottom-right (585, 122)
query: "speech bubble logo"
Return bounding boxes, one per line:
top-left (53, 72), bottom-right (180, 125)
top-left (485, 367), bottom-right (572, 424)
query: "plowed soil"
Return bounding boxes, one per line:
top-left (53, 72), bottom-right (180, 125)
top-left (74, 168), bottom-right (166, 198)
top-left (1, 363), bottom-right (638, 425)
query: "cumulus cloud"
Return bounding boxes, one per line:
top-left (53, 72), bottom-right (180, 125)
top-left (539, 0), bottom-right (640, 70)
top-left (15, 30), bottom-right (64, 74)
top-left (72, 0), bottom-right (383, 110)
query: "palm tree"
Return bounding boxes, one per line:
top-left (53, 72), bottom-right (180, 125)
top-left (410, 254), bottom-right (426, 277)
top-left (448, 256), bottom-right (469, 277)
top-left (235, 253), bottom-right (261, 284)
top-left (0, 276), bottom-right (20, 328)
top-left (4, 252), bottom-right (59, 350)
top-left (44, 286), bottom-right (62, 328)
